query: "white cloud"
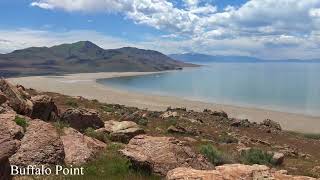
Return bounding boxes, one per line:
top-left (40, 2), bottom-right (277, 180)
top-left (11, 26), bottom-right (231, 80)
top-left (21, 0), bottom-right (320, 59)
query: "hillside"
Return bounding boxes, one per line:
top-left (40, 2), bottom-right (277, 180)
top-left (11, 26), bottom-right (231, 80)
top-left (0, 41), bottom-right (195, 77)
top-left (170, 53), bottom-right (320, 64)
top-left (1, 79), bottom-right (319, 179)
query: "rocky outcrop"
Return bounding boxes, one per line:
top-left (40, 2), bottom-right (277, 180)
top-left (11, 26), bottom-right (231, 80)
top-left (30, 95), bottom-right (58, 121)
top-left (0, 92), bottom-right (7, 105)
top-left (167, 164), bottom-right (317, 180)
top-left (60, 108), bottom-right (103, 131)
top-left (231, 118), bottom-right (251, 128)
top-left (260, 119), bottom-right (282, 131)
top-left (0, 111), bottom-right (22, 180)
top-left (120, 135), bottom-right (213, 176)
top-left (0, 79), bottom-right (33, 115)
top-left (61, 127), bottom-right (106, 165)
top-left (272, 152), bottom-right (285, 165)
top-left (99, 120), bottom-right (145, 143)
top-left (10, 120), bottom-right (64, 167)
top-left (160, 111), bottom-right (179, 119)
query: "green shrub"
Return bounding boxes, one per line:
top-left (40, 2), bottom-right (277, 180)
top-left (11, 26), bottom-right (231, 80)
top-left (303, 133), bottom-right (320, 140)
top-left (66, 99), bottom-right (78, 107)
top-left (200, 145), bottom-right (226, 165)
top-left (101, 104), bottom-right (114, 112)
top-left (218, 132), bottom-right (238, 144)
top-left (167, 117), bottom-right (178, 126)
top-left (138, 118), bottom-right (148, 126)
top-left (14, 116), bottom-right (28, 131)
top-left (240, 148), bottom-right (273, 165)
top-left (84, 127), bottom-right (108, 142)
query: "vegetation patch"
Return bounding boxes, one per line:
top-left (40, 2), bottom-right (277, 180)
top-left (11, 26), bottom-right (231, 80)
top-left (200, 144), bottom-right (230, 166)
top-left (137, 118), bottom-right (148, 126)
top-left (240, 148), bottom-right (273, 165)
top-left (84, 127), bottom-right (109, 142)
top-left (101, 104), bottom-right (114, 112)
top-left (14, 116), bottom-right (28, 131)
top-left (53, 121), bottom-right (70, 135)
top-left (65, 99), bottom-right (79, 108)
top-left (167, 117), bottom-right (178, 126)
top-left (218, 132), bottom-right (239, 144)
top-left (65, 143), bottom-right (161, 180)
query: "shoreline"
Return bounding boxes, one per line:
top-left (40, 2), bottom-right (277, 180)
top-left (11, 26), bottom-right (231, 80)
top-left (8, 72), bottom-right (320, 134)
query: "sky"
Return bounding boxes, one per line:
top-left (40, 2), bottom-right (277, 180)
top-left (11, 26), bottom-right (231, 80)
top-left (0, 0), bottom-right (320, 59)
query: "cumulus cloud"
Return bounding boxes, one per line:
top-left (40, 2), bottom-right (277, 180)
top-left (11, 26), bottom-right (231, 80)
top-left (22, 0), bottom-right (320, 58)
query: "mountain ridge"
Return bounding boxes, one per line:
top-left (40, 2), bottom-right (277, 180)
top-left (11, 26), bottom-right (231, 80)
top-left (0, 41), bottom-right (196, 77)
top-left (170, 53), bottom-right (320, 63)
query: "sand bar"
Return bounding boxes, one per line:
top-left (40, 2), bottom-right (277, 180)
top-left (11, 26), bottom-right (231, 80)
top-left (8, 72), bottom-right (320, 134)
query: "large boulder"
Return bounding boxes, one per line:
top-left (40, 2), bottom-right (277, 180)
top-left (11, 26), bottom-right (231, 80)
top-left (0, 91), bottom-right (7, 105)
top-left (0, 111), bottom-right (22, 180)
top-left (120, 135), bottom-right (213, 176)
top-left (100, 120), bottom-right (145, 143)
top-left (167, 164), bottom-right (316, 180)
top-left (30, 95), bottom-right (58, 121)
top-left (10, 120), bottom-right (64, 167)
top-left (0, 78), bottom-right (33, 115)
top-left (60, 108), bottom-right (103, 131)
top-left (61, 127), bottom-right (106, 165)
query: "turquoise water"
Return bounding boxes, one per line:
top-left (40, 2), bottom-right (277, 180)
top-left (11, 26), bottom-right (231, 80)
top-left (97, 63), bottom-right (320, 116)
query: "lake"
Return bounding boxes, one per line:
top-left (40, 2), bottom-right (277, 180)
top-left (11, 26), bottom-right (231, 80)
top-left (97, 63), bottom-right (320, 116)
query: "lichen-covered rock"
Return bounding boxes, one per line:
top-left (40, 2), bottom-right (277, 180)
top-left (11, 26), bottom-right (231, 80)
top-left (10, 120), bottom-right (64, 167)
top-left (167, 164), bottom-right (317, 180)
top-left (0, 78), bottom-right (33, 115)
top-left (260, 119), bottom-right (282, 131)
top-left (60, 108), bottom-right (103, 131)
top-left (100, 120), bottom-right (145, 143)
top-left (120, 135), bottom-right (213, 176)
top-left (30, 95), bottom-right (58, 121)
top-left (61, 127), bottom-right (106, 165)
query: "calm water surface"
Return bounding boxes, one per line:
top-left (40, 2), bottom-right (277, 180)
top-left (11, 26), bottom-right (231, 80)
top-left (97, 63), bottom-right (320, 116)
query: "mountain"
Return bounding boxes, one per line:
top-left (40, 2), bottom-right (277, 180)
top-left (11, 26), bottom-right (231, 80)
top-left (170, 53), bottom-right (320, 63)
top-left (0, 41), bottom-right (196, 77)
top-left (169, 53), bottom-right (262, 63)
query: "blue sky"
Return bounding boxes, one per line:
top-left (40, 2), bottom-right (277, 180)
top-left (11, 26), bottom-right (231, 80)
top-left (1, 0), bottom-right (320, 59)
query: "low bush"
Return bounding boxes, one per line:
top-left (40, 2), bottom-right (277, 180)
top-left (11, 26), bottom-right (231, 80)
top-left (240, 148), bottom-right (273, 165)
top-left (218, 132), bottom-right (238, 144)
top-left (14, 116), bottom-right (28, 131)
top-left (138, 118), bottom-right (148, 126)
top-left (66, 99), bottom-right (78, 107)
top-left (200, 144), bottom-right (229, 165)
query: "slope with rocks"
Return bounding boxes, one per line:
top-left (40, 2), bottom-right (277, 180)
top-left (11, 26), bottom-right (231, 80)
top-left (0, 79), bottom-right (320, 179)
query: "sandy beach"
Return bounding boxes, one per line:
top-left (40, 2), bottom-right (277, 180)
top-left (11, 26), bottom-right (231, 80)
top-left (8, 72), bottom-right (320, 133)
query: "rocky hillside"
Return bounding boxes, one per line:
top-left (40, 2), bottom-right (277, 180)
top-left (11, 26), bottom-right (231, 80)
top-left (1, 78), bottom-right (320, 179)
top-left (0, 41), bottom-right (196, 77)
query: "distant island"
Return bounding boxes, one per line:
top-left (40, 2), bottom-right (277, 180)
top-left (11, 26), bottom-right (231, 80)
top-left (170, 53), bottom-right (320, 64)
top-left (0, 41), bottom-right (196, 77)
